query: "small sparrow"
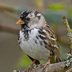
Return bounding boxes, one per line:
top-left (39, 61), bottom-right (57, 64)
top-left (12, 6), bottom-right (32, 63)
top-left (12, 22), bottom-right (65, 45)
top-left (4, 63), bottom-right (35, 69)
top-left (16, 10), bottom-right (62, 71)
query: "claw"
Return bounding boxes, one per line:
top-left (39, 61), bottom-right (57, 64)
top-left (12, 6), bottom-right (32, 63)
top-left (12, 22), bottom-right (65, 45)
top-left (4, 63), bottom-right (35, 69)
top-left (43, 58), bottom-right (50, 69)
top-left (24, 59), bottom-right (36, 72)
top-left (25, 65), bottom-right (33, 72)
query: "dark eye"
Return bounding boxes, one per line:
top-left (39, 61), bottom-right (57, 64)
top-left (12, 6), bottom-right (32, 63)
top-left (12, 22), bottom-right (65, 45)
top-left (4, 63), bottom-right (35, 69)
top-left (20, 17), bottom-right (24, 20)
top-left (26, 18), bottom-right (30, 21)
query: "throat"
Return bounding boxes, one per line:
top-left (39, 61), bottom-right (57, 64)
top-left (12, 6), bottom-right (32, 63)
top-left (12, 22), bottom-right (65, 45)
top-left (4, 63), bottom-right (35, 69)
top-left (21, 23), bottom-right (29, 30)
top-left (21, 24), bottom-right (30, 41)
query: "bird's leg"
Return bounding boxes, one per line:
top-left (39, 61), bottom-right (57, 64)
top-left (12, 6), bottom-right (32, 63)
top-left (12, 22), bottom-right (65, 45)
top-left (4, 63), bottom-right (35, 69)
top-left (25, 59), bottom-right (36, 72)
top-left (43, 58), bottom-right (50, 69)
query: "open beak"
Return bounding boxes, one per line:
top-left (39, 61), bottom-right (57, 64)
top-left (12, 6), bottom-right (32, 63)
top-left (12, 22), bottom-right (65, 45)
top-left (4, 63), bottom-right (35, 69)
top-left (16, 19), bottom-right (25, 25)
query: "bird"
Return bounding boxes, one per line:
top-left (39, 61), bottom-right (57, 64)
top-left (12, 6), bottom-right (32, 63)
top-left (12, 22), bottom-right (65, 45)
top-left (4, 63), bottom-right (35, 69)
top-left (16, 10), bottom-right (62, 71)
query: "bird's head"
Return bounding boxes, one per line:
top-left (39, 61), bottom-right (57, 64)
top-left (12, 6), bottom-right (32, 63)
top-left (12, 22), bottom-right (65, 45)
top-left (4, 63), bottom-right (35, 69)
top-left (16, 10), bottom-right (46, 29)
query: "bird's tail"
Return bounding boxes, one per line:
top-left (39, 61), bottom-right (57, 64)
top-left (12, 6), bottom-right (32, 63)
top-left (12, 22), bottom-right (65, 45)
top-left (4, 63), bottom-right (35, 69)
top-left (54, 48), bottom-right (62, 62)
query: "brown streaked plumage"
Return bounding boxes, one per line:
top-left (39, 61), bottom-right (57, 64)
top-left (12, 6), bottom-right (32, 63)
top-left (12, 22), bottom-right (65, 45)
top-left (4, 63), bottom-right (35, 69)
top-left (40, 24), bottom-right (62, 62)
top-left (16, 10), bottom-right (62, 71)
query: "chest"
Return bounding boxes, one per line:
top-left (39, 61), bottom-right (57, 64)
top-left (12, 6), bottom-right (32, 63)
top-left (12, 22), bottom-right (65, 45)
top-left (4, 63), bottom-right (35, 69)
top-left (18, 28), bottom-right (50, 60)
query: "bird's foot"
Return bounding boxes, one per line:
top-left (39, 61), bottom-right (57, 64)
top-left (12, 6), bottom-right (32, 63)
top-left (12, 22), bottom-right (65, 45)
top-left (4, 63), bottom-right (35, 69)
top-left (24, 59), bottom-right (36, 72)
top-left (24, 64), bottom-right (33, 72)
top-left (35, 64), bottom-right (42, 68)
top-left (43, 58), bottom-right (50, 69)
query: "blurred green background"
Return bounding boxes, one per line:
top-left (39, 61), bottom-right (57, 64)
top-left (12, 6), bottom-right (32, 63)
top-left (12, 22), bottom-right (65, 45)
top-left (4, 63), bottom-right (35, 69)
top-left (0, 0), bottom-right (72, 72)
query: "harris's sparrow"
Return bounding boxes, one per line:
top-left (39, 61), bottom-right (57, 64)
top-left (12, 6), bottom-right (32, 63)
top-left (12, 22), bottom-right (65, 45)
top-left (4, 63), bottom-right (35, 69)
top-left (16, 10), bottom-right (62, 71)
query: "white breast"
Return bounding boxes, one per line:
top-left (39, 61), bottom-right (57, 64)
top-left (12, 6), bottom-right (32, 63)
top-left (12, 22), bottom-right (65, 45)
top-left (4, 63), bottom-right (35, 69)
top-left (19, 28), bottom-right (50, 60)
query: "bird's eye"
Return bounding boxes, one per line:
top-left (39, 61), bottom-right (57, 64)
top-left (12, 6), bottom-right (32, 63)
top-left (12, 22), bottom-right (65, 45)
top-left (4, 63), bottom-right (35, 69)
top-left (20, 17), bottom-right (24, 20)
top-left (26, 18), bottom-right (30, 21)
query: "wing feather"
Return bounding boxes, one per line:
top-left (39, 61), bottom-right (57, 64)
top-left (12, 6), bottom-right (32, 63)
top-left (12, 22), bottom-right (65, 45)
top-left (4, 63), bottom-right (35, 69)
top-left (42, 24), bottom-right (62, 62)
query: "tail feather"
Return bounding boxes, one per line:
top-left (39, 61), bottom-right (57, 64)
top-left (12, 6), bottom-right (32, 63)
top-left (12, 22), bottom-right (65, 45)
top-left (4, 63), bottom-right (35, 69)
top-left (54, 48), bottom-right (62, 62)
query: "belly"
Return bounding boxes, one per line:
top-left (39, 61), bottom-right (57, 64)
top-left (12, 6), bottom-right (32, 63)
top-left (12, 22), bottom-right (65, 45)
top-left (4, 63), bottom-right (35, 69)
top-left (19, 29), bottom-right (50, 60)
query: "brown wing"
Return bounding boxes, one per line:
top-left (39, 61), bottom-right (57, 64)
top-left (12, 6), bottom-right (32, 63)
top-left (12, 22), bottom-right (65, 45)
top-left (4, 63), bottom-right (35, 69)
top-left (39, 24), bottom-right (62, 62)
